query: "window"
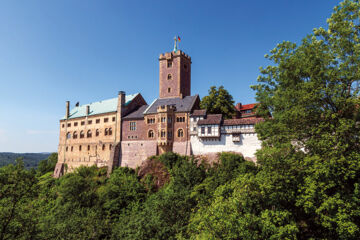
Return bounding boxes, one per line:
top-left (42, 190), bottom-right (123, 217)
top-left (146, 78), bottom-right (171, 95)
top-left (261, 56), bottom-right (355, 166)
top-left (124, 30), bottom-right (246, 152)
top-left (105, 128), bottom-right (109, 136)
top-left (130, 122), bottom-right (136, 131)
top-left (184, 64), bottom-right (188, 70)
top-left (81, 121), bottom-right (85, 126)
top-left (168, 117), bottom-right (172, 123)
top-left (71, 146), bottom-right (73, 152)
top-left (168, 131), bottom-right (172, 139)
top-left (88, 120), bottom-right (92, 125)
top-left (87, 145), bottom-right (90, 151)
top-left (79, 145), bottom-right (82, 151)
top-left (74, 122), bottom-right (78, 127)
top-left (201, 127), bottom-right (205, 134)
top-left (109, 144), bottom-right (112, 150)
top-left (66, 132), bottom-right (71, 139)
top-left (109, 128), bottom-right (113, 135)
top-left (148, 130), bottom-right (154, 138)
top-left (167, 74), bottom-right (172, 80)
top-left (176, 116), bottom-right (185, 122)
top-left (66, 146), bottom-right (68, 152)
top-left (80, 131), bottom-right (84, 138)
top-left (62, 124), bottom-right (65, 128)
top-left (96, 129), bottom-right (99, 137)
top-left (87, 130), bottom-right (92, 138)
top-left (161, 130), bottom-right (166, 137)
top-left (96, 119), bottom-right (100, 124)
top-left (67, 123), bottom-right (71, 127)
top-left (104, 118), bottom-right (109, 123)
top-left (147, 118), bottom-right (155, 124)
top-left (193, 127), bottom-right (196, 131)
top-left (102, 144), bottom-right (105, 150)
top-left (168, 88), bottom-right (171, 93)
top-left (207, 127), bottom-right (212, 134)
top-left (73, 131), bottom-right (78, 139)
top-left (177, 129), bottom-right (184, 137)
top-left (112, 117), bottom-right (116, 122)
top-left (161, 117), bottom-right (166, 123)
top-left (167, 60), bottom-right (172, 68)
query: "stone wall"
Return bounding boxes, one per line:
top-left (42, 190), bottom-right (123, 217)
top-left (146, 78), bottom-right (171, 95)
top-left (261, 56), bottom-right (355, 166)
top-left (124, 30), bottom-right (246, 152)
top-left (120, 140), bottom-right (158, 168)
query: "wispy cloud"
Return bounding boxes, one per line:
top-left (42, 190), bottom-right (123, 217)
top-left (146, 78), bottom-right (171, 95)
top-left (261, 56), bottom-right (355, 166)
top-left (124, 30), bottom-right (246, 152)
top-left (26, 130), bottom-right (57, 135)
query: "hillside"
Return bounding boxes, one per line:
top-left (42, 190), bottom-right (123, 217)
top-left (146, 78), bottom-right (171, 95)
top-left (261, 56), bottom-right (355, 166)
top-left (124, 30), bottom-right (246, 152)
top-left (0, 152), bottom-right (52, 168)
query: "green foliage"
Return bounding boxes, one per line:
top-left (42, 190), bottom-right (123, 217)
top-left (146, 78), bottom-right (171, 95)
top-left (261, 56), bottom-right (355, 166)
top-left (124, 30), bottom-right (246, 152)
top-left (0, 152), bottom-right (51, 168)
top-left (200, 86), bottom-right (236, 119)
top-left (37, 153), bottom-right (58, 175)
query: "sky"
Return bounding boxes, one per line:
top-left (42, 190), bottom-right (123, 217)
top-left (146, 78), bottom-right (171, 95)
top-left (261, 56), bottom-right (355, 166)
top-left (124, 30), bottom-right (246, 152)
top-left (0, 0), bottom-right (340, 153)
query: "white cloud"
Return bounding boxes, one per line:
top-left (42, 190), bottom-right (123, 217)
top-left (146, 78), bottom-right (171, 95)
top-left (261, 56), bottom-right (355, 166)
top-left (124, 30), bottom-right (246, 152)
top-left (26, 130), bottom-right (57, 135)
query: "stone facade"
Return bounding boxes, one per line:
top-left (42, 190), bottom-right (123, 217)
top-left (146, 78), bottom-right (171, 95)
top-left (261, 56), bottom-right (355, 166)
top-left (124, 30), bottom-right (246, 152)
top-left (55, 48), bottom-right (263, 177)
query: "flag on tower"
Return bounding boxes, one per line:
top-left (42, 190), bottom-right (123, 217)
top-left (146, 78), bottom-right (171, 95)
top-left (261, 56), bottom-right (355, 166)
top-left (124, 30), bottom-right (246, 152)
top-left (178, 36), bottom-right (181, 42)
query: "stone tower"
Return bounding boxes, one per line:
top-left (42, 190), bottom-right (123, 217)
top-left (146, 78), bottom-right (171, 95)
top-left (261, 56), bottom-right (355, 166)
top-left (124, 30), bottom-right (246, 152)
top-left (159, 50), bottom-right (191, 99)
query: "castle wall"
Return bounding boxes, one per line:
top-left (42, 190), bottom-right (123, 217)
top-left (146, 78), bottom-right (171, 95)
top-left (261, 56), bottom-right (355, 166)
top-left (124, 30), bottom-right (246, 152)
top-left (120, 140), bottom-right (157, 168)
top-left (190, 133), bottom-right (261, 160)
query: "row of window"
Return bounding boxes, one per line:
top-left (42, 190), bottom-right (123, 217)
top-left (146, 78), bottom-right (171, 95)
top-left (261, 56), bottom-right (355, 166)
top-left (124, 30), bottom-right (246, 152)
top-left (65, 143), bottom-right (113, 152)
top-left (143, 116), bottom-right (186, 125)
top-left (66, 128), bottom-right (113, 139)
top-left (166, 60), bottom-right (188, 70)
top-left (62, 117), bottom-right (116, 128)
top-left (147, 129), bottom-right (184, 138)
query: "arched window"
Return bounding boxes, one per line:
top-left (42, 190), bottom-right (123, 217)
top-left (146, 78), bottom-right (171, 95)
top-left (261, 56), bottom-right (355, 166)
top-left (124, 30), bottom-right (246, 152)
top-left (177, 129), bottom-right (184, 138)
top-left (80, 131), bottom-right (84, 138)
top-left (66, 132), bottom-right (71, 139)
top-left (148, 130), bottom-right (154, 138)
top-left (87, 145), bottom-right (90, 151)
top-left (109, 128), bottom-right (113, 136)
top-left (73, 131), bottom-right (78, 139)
top-left (96, 129), bottom-right (99, 137)
top-left (167, 74), bottom-right (172, 80)
top-left (87, 130), bottom-right (92, 138)
top-left (105, 128), bottom-right (108, 136)
top-left (79, 145), bottom-right (82, 151)
top-left (161, 129), bottom-right (166, 138)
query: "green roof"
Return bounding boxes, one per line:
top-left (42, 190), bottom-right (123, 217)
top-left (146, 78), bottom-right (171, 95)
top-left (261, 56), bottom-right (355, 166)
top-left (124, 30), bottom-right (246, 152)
top-left (62, 93), bottom-right (139, 120)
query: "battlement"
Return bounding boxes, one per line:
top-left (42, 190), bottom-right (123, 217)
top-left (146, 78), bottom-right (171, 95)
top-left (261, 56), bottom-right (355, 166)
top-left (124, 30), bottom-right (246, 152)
top-left (159, 50), bottom-right (191, 61)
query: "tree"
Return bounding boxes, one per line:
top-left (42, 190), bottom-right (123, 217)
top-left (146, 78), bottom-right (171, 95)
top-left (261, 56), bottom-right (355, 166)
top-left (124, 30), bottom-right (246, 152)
top-left (250, 0), bottom-right (360, 238)
top-left (37, 153), bottom-right (58, 176)
top-left (200, 86), bottom-right (235, 119)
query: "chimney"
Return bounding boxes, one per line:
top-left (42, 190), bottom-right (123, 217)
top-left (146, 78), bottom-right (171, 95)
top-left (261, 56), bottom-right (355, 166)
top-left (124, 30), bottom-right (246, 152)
top-left (66, 101), bottom-right (70, 119)
top-left (86, 105), bottom-right (90, 116)
top-left (118, 91), bottom-right (126, 106)
top-left (235, 103), bottom-right (242, 111)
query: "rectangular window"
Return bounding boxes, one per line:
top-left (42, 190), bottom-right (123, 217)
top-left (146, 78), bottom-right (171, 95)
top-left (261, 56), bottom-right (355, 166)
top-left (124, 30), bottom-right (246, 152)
top-left (74, 122), bottom-right (78, 127)
top-left (81, 121), bottom-right (85, 126)
top-left (62, 124), bottom-right (65, 128)
top-left (88, 120), bottom-right (92, 125)
top-left (67, 123), bottom-right (71, 127)
top-left (112, 117), bottom-right (116, 122)
top-left (207, 127), bottom-right (211, 134)
top-left (96, 119), bottom-right (100, 124)
top-left (130, 122), bottom-right (136, 131)
top-left (201, 127), bottom-right (205, 134)
top-left (193, 127), bottom-right (196, 131)
top-left (161, 117), bottom-right (166, 123)
top-left (168, 117), bottom-right (172, 123)
top-left (167, 60), bottom-right (172, 68)
top-left (104, 118), bottom-right (109, 123)
top-left (168, 131), bottom-right (172, 138)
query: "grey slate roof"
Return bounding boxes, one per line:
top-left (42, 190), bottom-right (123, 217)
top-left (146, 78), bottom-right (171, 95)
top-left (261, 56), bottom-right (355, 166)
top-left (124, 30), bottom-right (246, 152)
top-left (143, 95), bottom-right (199, 114)
top-left (62, 93), bottom-right (139, 120)
top-left (197, 114), bottom-right (223, 125)
top-left (191, 109), bottom-right (207, 117)
top-left (123, 105), bottom-right (149, 120)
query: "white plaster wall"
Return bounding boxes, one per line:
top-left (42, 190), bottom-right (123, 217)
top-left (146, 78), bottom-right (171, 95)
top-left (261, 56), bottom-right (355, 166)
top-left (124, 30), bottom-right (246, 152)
top-left (190, 133), bottom-right (261, 158)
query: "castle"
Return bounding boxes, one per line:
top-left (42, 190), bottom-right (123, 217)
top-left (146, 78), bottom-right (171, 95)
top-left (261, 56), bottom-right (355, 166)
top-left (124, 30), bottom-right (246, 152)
top-left (54, 47), bottom-right (262, 177)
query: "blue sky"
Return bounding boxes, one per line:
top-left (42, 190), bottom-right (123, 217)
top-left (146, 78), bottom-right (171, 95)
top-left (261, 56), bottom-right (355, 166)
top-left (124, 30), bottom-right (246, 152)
top-left (0, 0), bottom-right (339, 152)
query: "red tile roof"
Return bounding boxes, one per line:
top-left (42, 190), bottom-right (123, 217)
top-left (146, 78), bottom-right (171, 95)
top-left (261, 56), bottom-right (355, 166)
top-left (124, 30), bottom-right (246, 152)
top-left (238, 103), bottom-right (257, 111)
top-left (192, 109), bottom-right (207, 116)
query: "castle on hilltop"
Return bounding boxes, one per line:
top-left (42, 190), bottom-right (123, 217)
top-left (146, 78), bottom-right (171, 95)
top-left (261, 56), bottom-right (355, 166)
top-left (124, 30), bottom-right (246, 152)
top-left (54, 46), bottom-right (262, 177)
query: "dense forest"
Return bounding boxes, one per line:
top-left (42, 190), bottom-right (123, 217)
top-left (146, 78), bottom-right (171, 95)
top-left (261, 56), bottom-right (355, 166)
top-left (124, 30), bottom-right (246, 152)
top-left (1, 0), bottom-right (360, 239)
top-left (0, 152), bottom-right (51, 168)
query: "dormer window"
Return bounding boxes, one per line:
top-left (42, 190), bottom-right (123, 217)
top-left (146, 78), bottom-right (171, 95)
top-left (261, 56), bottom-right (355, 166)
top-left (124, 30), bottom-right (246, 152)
top-left (167, 74), bottom-right (172, 80)
top-left (167, 60), bottom-right (172, 68)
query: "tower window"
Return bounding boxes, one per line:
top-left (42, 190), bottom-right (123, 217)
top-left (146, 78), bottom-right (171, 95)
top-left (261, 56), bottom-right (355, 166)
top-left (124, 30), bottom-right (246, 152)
top-left (167, 74), bottom-right (172, 80)
top-left (148, 130), bottom-right (154, 138)
top-left (178, 129), bottom-right (184, 137)
top-left (130, 122), bottom-right (136, 131)
top-left (168, 88), bottom-right (171, 93)
top-left (184, 64), bottom-right (188, 70)
top-left (167, 60), bottom-right (172, 68)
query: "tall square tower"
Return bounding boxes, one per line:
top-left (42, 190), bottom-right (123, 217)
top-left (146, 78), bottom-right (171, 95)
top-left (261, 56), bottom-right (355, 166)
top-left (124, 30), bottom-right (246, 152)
top-left (159, 50), bottom-right (191, 99)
